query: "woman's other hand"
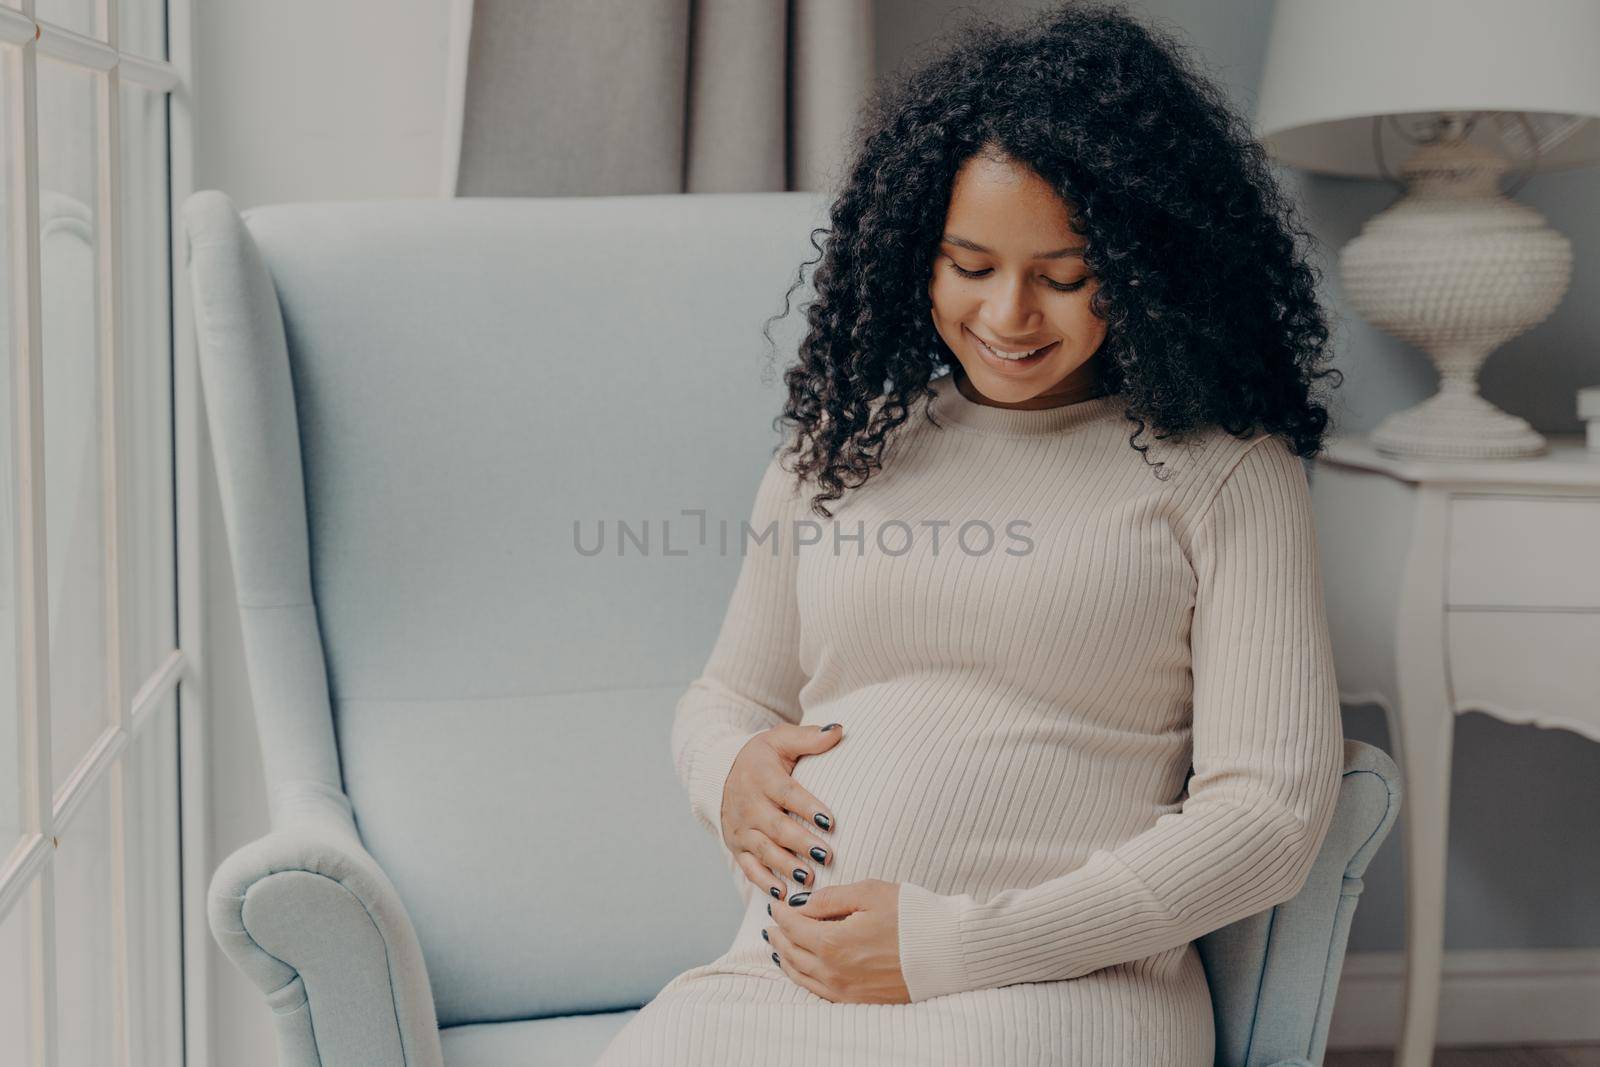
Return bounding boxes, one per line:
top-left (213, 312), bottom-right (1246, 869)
top-left (765, 879), bottom-right (909, 1004)
top-left (721, 722), bottom-right (844, 899)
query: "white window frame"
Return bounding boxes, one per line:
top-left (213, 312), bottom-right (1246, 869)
top-left (1, 0), bottom-right (202, 1063)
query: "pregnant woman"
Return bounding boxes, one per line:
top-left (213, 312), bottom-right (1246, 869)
top-left (596, 3), bottom-right (1345, 1064)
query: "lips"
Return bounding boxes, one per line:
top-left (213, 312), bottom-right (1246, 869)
top-left (978, 337), bottom-right (1051, 359)
top-left (979, 336), bottom-right (1050, 356)
top-left (967, 326), bottom-right (1059, 369)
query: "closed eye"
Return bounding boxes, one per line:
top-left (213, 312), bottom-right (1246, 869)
top-left (947, 262), bottom-right (1088, 293)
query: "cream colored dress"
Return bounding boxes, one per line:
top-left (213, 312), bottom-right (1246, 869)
top-left (594, 373), bottom-right (1344, 1066)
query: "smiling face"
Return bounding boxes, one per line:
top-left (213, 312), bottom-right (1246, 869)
top-left (928, 151), bottom-right (1109, 408)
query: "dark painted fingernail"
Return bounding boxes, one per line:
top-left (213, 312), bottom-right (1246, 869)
top-left (770, 885), bottom-right (782, 899)
top-left (792, 868), bottom-right (808, 885)
top-left (788, 891), bottom-right (810, 907)
top-left (813, 813), bottom-right (832, 831)
top-left (767, 901), bottom-right (772, 917)
top-left (772, 951), bottom-right (781, 967)
top-left (809, 846), bottom-right (828, 864)
top-left (761, 928), bottom-right (769, 942)
top-left (820, 722), bottom-right (841, 732)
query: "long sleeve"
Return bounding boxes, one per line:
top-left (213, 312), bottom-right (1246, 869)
top-left (894, 432), bottom-right (1345, 1002)
top-left (671, 449), bottom-right (811, 844)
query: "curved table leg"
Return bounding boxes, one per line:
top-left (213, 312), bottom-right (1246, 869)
top-left (1394, 487), bottom-right (1454, 1067)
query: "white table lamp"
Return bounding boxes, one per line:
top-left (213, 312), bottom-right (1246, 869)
top-left (1254, 0), bottom-right (1600, 459)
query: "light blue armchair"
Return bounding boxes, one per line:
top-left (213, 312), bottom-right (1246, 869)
top-left (186, 189), bottom-right (1401, 1067)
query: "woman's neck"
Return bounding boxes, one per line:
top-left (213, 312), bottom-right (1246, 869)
top-left (951, 366), bottom-right (1108, 410)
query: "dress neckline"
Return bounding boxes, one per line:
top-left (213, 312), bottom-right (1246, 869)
top-left (927, 371), bottom-right (1124, 437)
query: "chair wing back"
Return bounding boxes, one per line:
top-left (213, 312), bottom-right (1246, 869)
top-left (1196, 738), bottom-right (1401, 1067)
top-left (183, 190), bottom-right (830, 1027)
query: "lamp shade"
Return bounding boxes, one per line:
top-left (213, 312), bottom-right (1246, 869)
top-left (1254, 0), bottom-right (1600, 177)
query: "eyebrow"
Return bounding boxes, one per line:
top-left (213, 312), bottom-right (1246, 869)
top-left (942, 234), bottom-right (1086, 259)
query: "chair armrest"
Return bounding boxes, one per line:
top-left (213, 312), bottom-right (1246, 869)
top-left (1197, 739), bottom-right (1402, 1067)
top-left (207, 781), bottom-right (444, 1067)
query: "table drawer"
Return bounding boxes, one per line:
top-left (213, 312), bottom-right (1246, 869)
top-left (1447, 494), bottom-right (1600, 609)
top-left (1447, 610), bottom-right (1600, 737)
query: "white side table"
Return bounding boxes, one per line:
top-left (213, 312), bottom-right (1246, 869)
top-left (1309, 433), bottom-right (1600, 1065)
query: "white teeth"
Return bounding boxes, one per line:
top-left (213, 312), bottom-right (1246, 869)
top-left (980, 337), bottom-right (1048, 360)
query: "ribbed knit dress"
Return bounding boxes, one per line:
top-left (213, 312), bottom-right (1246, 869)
top-left (594, 371), bottom-right (1345, 1066)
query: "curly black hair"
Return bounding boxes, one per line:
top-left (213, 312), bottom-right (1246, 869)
top-left (761, 0), bottom-right (1342, 518)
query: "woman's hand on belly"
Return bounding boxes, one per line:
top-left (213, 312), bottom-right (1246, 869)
top-left (765, 878), bottom-right (911, 1005)
top-left (721, 722), bottom-right (846, 900)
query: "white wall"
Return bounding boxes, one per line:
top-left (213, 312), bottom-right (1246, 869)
top-left (190, 2), bottom-right (450, 1063)
top-left (194, 0), bottom-right (450, 208)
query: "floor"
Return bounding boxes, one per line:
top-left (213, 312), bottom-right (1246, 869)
top-left (1326, 1048), bottom-right (1600, 1066)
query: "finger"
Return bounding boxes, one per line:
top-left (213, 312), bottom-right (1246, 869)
top-left (793, 721), bottom-right (845, 753)
top-left (766, 808), bottom-right (832, 870)
top-left (734, 850), bottom-right (786, 901)
top-left (766, 915), bottom-right (834, 999)
top-left (744, 828), bottom-right (809, 890)
top-left (734, 827), bottom-right (790, 890)
top-left (789, 884), bottom-right (860, 921)
top-left (767, 721), bottom-right (844, 758)
top-left (753, 821), bottom-right (811, 888)
top-left (768, 812), bottom-right (832, 883)
top-left (765, 917), bottom-right (827, 979)
top-left (769, 778), bottom-right (837, 834)
top-left (758, 722), bottom-right (808, 756)
top-left (769, 886), bottom-right (828, 943)
top-left (771, 894), bottom-right (839, 958)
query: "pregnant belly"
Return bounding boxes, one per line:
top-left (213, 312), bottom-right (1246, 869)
top-left (782, 691), bottom-right (1184, 897)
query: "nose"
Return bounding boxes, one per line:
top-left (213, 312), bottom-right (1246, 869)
top-left (980, 272), bottom-right (1043, 336)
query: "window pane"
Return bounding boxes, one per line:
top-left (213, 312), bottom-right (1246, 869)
top-left (119, 85), bottom-right (174, 690)
top-left (119, 0), bottom-right (166, 61)
top-left (37, 58), bottom-right (108, 796)
top-left (0, 888), bottom-right (36, 1063)
top-left (0, 43), bottom-right (21, 852)
top-left (34, 0), bottom-right (97, 40)
top-left (53, 770), bottom-right (116, 1067)
top-left (125, 693), bottom-right (180, 1065)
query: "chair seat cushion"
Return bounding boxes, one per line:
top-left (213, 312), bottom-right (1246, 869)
top-left (440, 1010), bottom-right (637, 1067)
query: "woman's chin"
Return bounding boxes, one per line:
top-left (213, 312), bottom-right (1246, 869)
top-left (960, 360), bottom-right (1070, 404)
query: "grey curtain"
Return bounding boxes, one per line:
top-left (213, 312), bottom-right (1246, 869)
top-left (454, 0), bottom-right (875, 196)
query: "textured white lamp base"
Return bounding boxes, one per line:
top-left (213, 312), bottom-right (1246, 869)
top-left (1340, 132), bottom-right (1570, 461)
top-left (1371, 381), bottom-right (1547, 460)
